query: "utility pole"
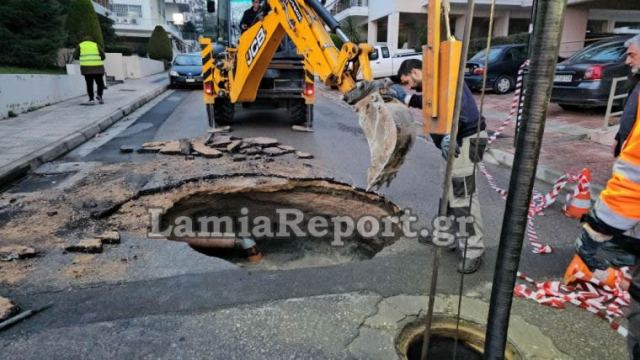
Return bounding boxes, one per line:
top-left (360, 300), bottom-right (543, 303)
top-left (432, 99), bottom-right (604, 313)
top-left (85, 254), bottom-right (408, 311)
top-left (484, 1), bottom-right (567, 358)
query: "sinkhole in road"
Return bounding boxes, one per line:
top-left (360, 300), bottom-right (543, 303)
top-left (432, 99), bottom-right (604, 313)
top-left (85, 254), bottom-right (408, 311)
top-left (157, 177), bottom-right (402, 270)
top-left (396, 316), bottom-right (522, 360)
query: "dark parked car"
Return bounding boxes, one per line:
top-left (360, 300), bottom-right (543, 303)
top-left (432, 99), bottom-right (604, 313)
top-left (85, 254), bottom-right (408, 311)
top-left (169, 53), bottom-right (204, 87)
top-left (551, 36), bottom-right (633, 109)
top-left (465, 44), bottom-right (528, 94)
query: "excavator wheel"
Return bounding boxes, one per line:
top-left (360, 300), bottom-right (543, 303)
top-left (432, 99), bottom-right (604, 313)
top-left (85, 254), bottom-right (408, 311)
top-left (289, 99), bottom-right (308, 125)
top-left (214, 98), bottom-right (235, 125)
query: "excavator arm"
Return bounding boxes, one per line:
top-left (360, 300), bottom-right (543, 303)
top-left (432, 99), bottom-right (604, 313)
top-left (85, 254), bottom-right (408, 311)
top-left (201, 0), bottom-right (413, 190)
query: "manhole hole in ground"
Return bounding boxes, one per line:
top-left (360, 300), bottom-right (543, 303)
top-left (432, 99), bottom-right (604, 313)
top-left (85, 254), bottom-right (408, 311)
top-left (155, 177), bottom-right (402, 269)
top-left (396, 316), bottom-right (522, 360)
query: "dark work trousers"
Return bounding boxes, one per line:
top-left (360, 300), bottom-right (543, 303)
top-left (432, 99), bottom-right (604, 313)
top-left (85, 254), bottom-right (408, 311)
top-left (84, 74), bottom-right (105, 101)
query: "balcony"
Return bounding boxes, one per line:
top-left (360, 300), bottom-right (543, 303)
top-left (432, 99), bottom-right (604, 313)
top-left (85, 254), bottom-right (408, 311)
top-left (330, 0), bottom-right (368, 23)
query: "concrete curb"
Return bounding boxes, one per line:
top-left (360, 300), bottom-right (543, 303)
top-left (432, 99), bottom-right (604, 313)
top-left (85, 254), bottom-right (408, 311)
top-left (0, 83), bottom-right (167, 189)
top-left (484, 148), bottom-right (604, 202)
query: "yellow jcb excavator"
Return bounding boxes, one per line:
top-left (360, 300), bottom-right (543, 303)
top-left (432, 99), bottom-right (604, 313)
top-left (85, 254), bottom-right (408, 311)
top-left (199, 0), bottom-right (459, 190)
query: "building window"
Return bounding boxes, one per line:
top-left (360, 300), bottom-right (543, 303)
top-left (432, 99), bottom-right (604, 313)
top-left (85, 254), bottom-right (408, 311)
top-left (111, 4), bottom-right (142, 18)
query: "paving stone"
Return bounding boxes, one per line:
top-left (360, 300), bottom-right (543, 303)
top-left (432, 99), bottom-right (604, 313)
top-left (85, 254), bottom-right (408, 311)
top-left (244, 137), bottom-right (279, 147)
top-left (65, 239), bottom-right (103, 254)
top-left (295, 151), bottom-right (314, 159)
top-left (95, 231), bottom-right (121, 245)
top-left (0, 245), bottom-right (37, 262)
top-left (0, 296), bottom-right (19, 322)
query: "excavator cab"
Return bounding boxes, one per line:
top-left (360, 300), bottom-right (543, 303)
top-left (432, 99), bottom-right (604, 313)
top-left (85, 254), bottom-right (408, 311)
top-left (204, 0), bottom-right (314, 127)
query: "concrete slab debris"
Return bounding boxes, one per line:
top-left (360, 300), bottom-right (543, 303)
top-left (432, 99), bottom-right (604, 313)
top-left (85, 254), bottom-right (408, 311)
top-left (0, 245), bottom-right (37, 262)
top-left (209, 136), bottom-right (232, 148)
top-left (138, 141), bottom-right (167, 153)
top-left (157, 141), bottom-right (182, 155)
top-left (65, 239), bottom-right (103, 254)
top-left (240, 146), bottom-right (262, 155)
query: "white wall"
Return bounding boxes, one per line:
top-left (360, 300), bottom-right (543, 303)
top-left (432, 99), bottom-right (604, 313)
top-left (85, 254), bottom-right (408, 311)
top-left (104, 53), bottom-right (127, 81)
top-left (0, 74), bottom-right (85, 119)
top-left (123, 56), bottom-right (165, 78)
top-left (559, 7), bottom-right (589, 57)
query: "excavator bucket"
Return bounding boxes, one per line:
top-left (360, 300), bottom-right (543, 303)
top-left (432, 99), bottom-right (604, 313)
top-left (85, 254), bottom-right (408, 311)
top-left (347, 83), bottom-right (415, 190)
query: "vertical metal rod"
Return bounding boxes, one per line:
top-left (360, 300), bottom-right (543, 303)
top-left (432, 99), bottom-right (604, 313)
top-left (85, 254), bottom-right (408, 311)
top-left (420, 1), bottom-right (476, 359)
top-left (452, 1), bottom-right (496, 359)
top-left (484, 1), bottom-right (567, 359)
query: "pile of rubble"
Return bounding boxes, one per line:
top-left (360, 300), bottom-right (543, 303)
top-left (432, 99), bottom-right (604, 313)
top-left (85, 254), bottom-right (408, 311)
top-left (135, 135), bottom-right (314, 161)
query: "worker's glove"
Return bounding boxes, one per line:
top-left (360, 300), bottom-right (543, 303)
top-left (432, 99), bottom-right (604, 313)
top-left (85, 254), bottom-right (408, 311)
top-left (440, 135), bottom-right (460, 160)
top-left (575, 224), bottom-right (612, 271)
top-left (388, 84), bottom-right (408, 104)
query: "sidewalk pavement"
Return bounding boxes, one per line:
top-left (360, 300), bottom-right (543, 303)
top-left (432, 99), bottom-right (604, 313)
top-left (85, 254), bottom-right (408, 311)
top-left (0, 72), bottom-right (169, 187)
top-left (479, 93), bottom-right (619, 194)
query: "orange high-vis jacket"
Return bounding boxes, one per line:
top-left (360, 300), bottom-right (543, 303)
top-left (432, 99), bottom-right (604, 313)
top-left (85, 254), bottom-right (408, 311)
top-left (594, 94), bottom-right (640, 231)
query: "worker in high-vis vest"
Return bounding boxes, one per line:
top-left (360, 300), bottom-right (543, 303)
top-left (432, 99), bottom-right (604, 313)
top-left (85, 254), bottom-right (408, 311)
top-left (570, 34), bottom-right (640, 358)
top-left (74, 35), bottom-right (106, 105)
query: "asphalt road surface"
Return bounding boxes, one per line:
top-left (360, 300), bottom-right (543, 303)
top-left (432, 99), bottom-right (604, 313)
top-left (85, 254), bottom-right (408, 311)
top-left (0, 89), bottom-right (627, 359)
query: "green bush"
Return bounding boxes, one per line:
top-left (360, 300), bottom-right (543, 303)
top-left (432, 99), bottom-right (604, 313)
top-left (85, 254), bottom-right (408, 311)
top-left (147, 26), bottom-right (173, 62)
top-left (65, 0), bottom-right (104, 48)
top-left (468, 32), bottom-right (530, 59)
top-left (0, 0), bottom-right (65, 68)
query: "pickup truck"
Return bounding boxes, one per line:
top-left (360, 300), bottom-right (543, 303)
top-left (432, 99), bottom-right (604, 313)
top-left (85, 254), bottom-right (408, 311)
top-left (367, 44), bottom-right (422, 79)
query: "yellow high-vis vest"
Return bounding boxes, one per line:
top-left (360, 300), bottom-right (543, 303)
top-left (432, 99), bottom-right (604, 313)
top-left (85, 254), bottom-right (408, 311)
top-left (594, 94), bottom-right (640, 231)
top-left (79, 41), bottom-right (103, 67)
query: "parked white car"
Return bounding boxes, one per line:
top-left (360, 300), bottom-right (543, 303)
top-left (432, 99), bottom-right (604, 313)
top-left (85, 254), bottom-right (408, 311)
top-left (366, 44), bottom-right (422, 79)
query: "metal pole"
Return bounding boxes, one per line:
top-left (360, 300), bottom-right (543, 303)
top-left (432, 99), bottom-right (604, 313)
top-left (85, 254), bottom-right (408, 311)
top-left (420, 0), bottom-right (476, 358)
top-left (484, 1), bottom-right (567, 359)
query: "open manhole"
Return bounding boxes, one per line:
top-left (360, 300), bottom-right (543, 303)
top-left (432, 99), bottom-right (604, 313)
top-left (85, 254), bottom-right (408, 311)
top-left (155, 177), bottom-right (402, 269)
top-left (396, 316), bottom-right (522, 360)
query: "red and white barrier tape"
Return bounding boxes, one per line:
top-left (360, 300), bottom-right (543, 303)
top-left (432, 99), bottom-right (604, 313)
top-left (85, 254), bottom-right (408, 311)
top-left (515, 270), bottom-right (631, 337)
top-left (479, 59), bottom-right (588, 254)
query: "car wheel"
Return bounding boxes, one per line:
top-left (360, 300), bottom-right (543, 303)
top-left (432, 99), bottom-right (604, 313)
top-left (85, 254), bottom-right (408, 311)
top-left (213, 98), bottom-right (234, 126)
top-left (493, 75), bottom-right (514, 94)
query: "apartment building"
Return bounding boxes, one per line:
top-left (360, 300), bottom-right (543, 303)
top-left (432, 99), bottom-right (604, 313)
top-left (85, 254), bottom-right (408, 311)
top-left (331, 0), bottom-right (640, 57)
top-left (109, 0), bottom-right (189, 54)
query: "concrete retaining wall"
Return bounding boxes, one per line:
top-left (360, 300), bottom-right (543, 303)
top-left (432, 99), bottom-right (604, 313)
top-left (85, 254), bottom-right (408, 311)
top-left (124, 56), bottom-right (165, 79)
top-left (104, 54), bottom-right (165, 80)
top-left (0, 74), bottom-right (85, 119)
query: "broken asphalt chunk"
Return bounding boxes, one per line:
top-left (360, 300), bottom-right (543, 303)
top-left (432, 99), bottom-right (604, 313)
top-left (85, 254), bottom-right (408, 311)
top-left (120, 145), bottom-right (135, 153)
top-left (227, 140), bottom-right (242, 152)
top-left (244, 137), bottom-right (279, 147)
top-left (0, 297), bottom-right (19, 322)
top-left (65, 239), bottom-right (103, 254)
top-left (209, 135), bottom-right (232, 147)
top-left (0, 245), bottom-right (37, 262)
top-left (262, 147), bottom-right (288, 156)
top-left (295, 151), bottom-right (314, 159)
top-left (191, 139), bottom-right (222, 158)
top-left (95, 231), bottom-right (121, 245)
top-left (139, 141), bottom-right (167, 153)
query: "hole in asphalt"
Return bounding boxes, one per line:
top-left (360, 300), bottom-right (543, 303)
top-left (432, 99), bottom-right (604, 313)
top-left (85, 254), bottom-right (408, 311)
top-left (396, 316), bottom-right (522, 360)
top-left (156, 177), bottom-right (402, 270)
